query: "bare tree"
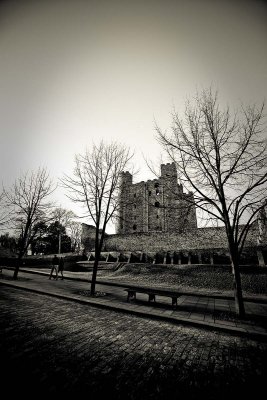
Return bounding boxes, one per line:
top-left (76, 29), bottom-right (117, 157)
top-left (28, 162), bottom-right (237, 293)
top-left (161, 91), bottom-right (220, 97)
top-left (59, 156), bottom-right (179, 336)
top-left (68, 220), bottom-right (82, 253)
top-left (156, 88), bottom-right (267, 317)
top-left (0, 191), bottom-right (10, 230)
top-left (4, 168), bottom-right (55, 279)
top-left (51, 207), bottom-right (76, 254)
top-left (61, 140), bottom-right (133, 296)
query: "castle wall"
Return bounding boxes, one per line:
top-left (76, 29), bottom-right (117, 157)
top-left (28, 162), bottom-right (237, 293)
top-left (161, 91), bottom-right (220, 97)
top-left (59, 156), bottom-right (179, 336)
top-left (103, 226), bottom-right (259, 253)
top-left (81, 224), bottom-right (97, 251)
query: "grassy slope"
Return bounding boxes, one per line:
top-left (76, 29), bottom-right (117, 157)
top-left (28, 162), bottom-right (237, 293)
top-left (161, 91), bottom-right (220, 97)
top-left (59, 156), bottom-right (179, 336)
top-left (9, 259), bottom-right (267, 295)
top-left (96, 264), bottom-right (267, 295)
top-left (45, 263), bottom-right (267, 296)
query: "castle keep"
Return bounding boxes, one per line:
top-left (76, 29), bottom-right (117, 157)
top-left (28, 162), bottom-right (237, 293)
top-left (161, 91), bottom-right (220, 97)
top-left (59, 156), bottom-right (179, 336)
top-left (117, 163), bottom-right (197, 234)
top-left (81, 163), bottom-right (267, 266)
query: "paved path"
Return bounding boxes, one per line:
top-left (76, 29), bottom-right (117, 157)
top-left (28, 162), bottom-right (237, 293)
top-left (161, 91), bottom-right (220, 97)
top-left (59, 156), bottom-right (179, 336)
top-left (0, 284), bottom-right (266, 399)
top-left (1, 268), bottom-right (267, 340)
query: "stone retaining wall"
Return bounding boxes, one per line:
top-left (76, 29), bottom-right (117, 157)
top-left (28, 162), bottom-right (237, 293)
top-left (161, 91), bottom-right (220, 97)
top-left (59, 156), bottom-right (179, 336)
top-left (103, 226), bottom-right (259, 253)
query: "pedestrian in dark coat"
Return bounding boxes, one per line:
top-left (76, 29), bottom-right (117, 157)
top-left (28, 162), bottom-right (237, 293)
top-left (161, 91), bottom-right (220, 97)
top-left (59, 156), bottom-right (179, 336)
top-left (58, 256), bottom-right (65, 280)
top-left (49, 255), bottom-right (59, 280)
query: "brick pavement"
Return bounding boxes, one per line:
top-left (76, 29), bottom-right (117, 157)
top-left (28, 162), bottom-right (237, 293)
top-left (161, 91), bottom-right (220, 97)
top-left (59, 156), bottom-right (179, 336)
top-left (0, 267), bottom-right (267, 340)
top-left (0, 285), bottom-right (267, 399)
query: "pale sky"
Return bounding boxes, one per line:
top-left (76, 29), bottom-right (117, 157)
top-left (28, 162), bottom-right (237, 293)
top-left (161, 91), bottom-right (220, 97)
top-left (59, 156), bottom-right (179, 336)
top-left (0, 0), bottom-right (267, 232)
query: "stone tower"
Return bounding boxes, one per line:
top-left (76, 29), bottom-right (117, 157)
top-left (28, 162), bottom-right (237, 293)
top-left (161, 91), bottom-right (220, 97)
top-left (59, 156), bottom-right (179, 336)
top-left (116, 162), bottom-right (197, 234)
top-left (117, 171), bottom-right (133, 234)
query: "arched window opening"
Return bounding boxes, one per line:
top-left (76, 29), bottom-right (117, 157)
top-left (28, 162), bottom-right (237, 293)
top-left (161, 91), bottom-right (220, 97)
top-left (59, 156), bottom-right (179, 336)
top-left (133, 224), bottom-right (137, 230)
top-left (155, 201), bottom-right (160, 208)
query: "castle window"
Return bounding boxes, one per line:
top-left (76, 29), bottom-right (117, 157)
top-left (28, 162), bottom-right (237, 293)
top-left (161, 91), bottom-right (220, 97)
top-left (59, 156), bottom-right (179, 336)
top-left (156, 188), bottom-right (160, 195)
top-left (133, 224), bottom-right (137, 230)
top-left (154, 183), bottom-right (159, 188)
top-left (155, 201), bottom-right (160, 208)
top-left (134, 204), bottom-right (136, 209)
top-left (134, 193), bottom-right (136, 198)
top-left (148, 191), bottom-right (151, 196)
top-left (156, 215), bottom-right (159, 219)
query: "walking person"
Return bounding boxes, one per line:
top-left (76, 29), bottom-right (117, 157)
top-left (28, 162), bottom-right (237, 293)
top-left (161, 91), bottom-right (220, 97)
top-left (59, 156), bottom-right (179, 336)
top-left (58, 256), bottom-right (65, 280)
top-left (49, 254), bottom-right (59, 280)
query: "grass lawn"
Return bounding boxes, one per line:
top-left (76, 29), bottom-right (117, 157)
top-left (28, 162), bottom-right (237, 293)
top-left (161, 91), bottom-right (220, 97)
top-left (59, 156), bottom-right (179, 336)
top-left (5, 263), bottom-right (267, 295)
top-left (98, 264), bottom-right (267, 295)
top-left (32, 262), bottom-right (267, 296)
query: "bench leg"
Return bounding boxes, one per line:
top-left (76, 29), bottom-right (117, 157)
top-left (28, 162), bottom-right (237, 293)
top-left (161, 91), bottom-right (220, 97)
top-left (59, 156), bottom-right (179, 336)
top-left (148, 294), bottom-right (156, 302)
top-left (127, 291), bottom-right (136, 302)
top-left (172, 297), bottom-right (178, 309)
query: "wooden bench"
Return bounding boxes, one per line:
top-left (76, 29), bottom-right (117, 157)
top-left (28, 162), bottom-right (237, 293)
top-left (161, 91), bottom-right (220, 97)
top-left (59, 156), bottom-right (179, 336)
top-left (125, 287), bottom-right (181, 309)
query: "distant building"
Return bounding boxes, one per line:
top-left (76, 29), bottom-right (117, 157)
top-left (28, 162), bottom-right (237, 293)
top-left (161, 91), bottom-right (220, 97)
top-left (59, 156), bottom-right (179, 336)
top-left (81, 224), bottom-right (105, 251)
top-left (257, 202), bottom-right (267, 245)
top-left (117, 162), bottom-right (197, 234)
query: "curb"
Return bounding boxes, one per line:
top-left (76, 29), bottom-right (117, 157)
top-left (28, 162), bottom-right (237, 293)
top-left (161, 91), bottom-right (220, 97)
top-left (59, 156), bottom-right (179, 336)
top-left (1, 280), bottom-right (267, 342)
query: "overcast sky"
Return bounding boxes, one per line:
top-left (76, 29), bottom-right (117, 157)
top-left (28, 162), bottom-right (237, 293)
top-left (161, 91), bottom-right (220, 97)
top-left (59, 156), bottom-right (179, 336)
top-left (0, 0), bottom-right (267, 232)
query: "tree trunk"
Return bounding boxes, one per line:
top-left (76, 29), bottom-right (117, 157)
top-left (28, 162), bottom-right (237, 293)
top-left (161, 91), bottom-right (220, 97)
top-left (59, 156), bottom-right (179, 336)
top-left (90, 226), bottom-right (102, 296)
top-left (90, 255), bottom-right (99, 296)
top-left (58, 233), bottom-right (61, 254)
top-left (230, 252), bottom-right (245, 317)
top-left (13, 254), bottom-right (23, 280)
